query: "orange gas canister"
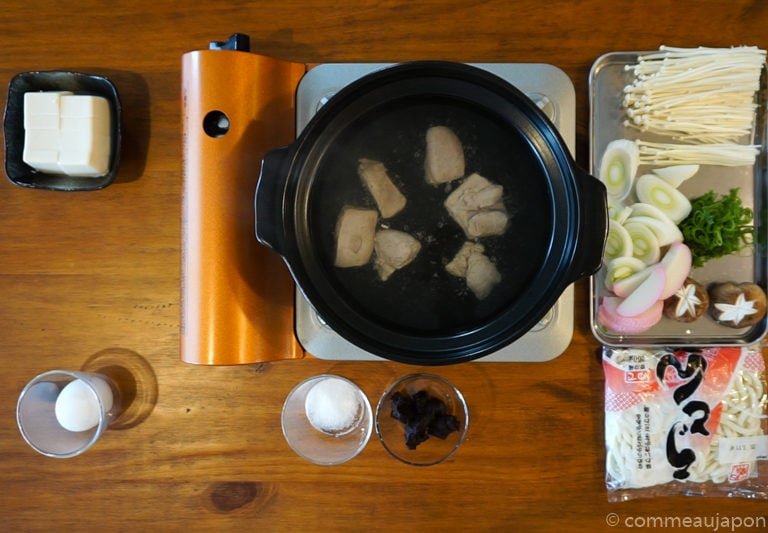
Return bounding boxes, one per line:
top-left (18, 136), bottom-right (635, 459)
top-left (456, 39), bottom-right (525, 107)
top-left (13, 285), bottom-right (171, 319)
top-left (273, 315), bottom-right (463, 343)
top-left (181, 35), bottom-right (306, 365)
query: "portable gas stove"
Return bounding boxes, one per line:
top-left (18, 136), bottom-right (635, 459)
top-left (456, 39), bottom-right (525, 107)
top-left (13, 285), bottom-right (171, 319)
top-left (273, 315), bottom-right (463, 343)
top-left (181, 36), bottom-right (576, 365)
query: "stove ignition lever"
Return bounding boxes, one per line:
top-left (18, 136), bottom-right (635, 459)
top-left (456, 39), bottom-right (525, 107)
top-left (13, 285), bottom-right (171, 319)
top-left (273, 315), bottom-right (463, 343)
top-left (208, 33), bottom-right (250, 52)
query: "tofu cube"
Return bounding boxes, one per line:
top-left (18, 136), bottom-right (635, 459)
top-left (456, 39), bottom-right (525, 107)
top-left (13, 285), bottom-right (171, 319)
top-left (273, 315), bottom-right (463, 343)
top-left (60, 94), bottom-right (106, 118)
top-left (24, 129), bottom-right (61, 151)
top-left (24, 113), bottom-right (59, 130)
top-left (22, 92), bottom-right (111, 177)
top-left (23, 91), bottom-right (72, 120)
top-left (20, 150), bottom-right (60, 173)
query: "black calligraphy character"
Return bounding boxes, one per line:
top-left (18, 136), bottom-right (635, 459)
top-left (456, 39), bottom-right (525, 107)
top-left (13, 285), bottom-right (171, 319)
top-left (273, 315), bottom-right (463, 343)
top-left (656, 352), bottom-right (707, 404)
top-left (666, 424), bottom-right (696, 480)
top-left (658, 351), bottom-right (711, 479)
top-left (682, 401), bottom-right (710, 436)
top-left (665, 400), bottom-right (711, 479)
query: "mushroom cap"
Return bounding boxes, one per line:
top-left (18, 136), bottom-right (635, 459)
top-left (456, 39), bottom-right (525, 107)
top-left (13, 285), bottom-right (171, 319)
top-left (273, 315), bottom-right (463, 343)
top-left (708, 281), bottom-right (767, 328)
top-left (663, 277), bottom-right (709, 323)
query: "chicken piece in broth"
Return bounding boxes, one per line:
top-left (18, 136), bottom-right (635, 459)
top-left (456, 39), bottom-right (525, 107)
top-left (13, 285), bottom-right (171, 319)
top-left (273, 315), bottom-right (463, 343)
top-left (444, 173), bottom-right (508, 238)
top-left (467, 210), bottom-right (510, 239)
top-left (445, 241), bottom-right (485, 278)
top-left (425, 126), bottom-right (465, 185)
top-left (373, 229), bottom-right (421, 281)
top-left (466, 250), bottom-right (502, 300)
top-left (357, 158), bottom-right (407, 218)
top-left (334, 207), bottom-right (379, 267)
top-left (445, 241), bottom-right (502, 299)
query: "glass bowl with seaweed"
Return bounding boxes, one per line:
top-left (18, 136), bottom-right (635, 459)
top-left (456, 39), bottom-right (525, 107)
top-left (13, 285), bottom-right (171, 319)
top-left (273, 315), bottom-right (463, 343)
top-left (375, 373), bottom-right (469, 466)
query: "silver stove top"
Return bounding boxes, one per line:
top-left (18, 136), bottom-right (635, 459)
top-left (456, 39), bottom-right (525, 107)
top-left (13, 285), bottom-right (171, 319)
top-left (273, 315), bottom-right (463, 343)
top-left (295, 63), bottom-right (576, 362)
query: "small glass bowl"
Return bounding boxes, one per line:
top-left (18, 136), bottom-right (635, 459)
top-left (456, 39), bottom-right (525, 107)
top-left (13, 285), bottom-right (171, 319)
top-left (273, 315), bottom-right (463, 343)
top-left (375, 373), bottom-right (469, 466)
top-left (281, 374), bottom-right (372, 466)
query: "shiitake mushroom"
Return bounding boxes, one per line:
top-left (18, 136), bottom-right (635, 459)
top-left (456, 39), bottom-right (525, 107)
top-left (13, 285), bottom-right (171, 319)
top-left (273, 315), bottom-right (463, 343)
top-left (663, 277), bottom-right (708, 323)
top-left (708, 281), bottom-right (767, 328)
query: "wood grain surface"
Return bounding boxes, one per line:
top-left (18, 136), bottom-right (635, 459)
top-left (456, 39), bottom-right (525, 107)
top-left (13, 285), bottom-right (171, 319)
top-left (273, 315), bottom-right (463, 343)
top-left (2, 1), bottom-right (768, 531)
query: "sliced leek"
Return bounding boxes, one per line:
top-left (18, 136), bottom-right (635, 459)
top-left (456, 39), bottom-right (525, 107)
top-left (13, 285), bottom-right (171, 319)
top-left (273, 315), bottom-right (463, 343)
top-left (629, 202), bottom-right (676, 223)
top-left (651, 164), bottom-right (699, 188)
top-left (629, 204), bottom-right (683, 247)
top-left (628, 203), bottom-right (687, 244)
top-left (625, 215), bottom-right (682, 247)
top-left (608, 200), bottom-right (633, 224)
top-left (624, 220), bottom-right (661, 265)
top-left (604, 220), bottom-right (633, 264)
top-left (604, 256), bottom-right (648, 290)
top-left (599, 139), bottom-right (639, 200)
top-left (635, 174), bottom-right (692, 224)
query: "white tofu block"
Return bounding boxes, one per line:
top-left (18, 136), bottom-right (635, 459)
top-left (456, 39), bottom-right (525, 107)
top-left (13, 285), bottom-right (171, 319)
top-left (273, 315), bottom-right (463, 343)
top-left (60, 95), bottom-right (108, 118)
top-left (60, 116), bottom-right (94, 132)
top-left (23, 113), bottom-right (59, 130)
top-left (22, 92), bottom-right (111, 177)
top-left (59, 112), bottom-right (111, 177)
top-left (60, 126), bottom-right (109, 153)
top-left (21, 150), bottom-right (60, 173)
top-left (56, 148), bottom-right (110, 176)
top-left (57, 153), bottom-right (110, 177)
top-left (23, 129), bottom-right (60, 151)
top-left (23, 91), bottom-right (72, 115)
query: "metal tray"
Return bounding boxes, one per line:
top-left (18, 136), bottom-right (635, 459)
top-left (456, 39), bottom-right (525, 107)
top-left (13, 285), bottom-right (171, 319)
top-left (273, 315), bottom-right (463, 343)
top-left (589, 51), bottom-right (768, 347)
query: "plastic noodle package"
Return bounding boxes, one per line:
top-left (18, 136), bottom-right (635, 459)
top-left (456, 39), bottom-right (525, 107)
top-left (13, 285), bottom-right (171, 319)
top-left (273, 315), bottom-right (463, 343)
top-left (603, 345), bottom-right (767, 500)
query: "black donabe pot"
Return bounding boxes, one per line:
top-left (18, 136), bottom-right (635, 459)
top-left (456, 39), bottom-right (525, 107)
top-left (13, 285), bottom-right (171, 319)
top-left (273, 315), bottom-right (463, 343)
top-left (256, 61), bottom-right (607, 365)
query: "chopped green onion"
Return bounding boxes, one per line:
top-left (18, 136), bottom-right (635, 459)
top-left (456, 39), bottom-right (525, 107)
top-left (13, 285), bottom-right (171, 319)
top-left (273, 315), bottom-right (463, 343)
top-left (679, 188), bottom-right (753, 267)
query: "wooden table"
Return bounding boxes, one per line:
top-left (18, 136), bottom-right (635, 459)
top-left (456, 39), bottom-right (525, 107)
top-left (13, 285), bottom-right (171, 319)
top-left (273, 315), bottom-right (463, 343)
top-left (2, 1), bottom-right (767, 530)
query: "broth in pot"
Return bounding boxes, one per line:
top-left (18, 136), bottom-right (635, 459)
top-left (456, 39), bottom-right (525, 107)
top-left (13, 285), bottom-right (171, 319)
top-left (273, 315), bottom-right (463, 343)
top-left (308, 96), bottom-right (554, 334)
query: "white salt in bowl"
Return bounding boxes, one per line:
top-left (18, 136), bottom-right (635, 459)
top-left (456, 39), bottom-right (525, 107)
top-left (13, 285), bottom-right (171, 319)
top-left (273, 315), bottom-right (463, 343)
top-left (281, 374), bottom-right (372, 465)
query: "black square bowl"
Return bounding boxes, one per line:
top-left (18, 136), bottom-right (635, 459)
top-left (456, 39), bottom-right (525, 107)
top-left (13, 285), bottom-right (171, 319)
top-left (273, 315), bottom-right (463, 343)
top-left (3, 71), bottom-right (121, 191)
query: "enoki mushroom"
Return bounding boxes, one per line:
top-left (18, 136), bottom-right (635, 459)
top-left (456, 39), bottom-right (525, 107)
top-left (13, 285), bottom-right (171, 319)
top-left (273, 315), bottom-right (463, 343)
top-left (635, 140), bottom-right (760, 167)
top-left (622, 46), bottom-right (766, 144)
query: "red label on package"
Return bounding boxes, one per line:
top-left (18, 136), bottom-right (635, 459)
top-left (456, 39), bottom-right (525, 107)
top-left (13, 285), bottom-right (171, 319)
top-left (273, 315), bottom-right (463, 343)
top-left (625, 369), bottom-right (652, 383)
top-left (728, 463), bottom-right (751, 483)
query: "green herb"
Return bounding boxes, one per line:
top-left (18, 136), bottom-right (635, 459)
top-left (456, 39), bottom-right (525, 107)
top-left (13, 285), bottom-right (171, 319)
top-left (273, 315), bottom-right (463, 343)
top-left (679, 188), bottom-right (753, 268)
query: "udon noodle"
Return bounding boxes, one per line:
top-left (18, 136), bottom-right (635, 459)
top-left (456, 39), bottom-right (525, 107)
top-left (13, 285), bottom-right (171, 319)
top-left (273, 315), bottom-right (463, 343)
top-left (604, 347), bottom-right (767, 492)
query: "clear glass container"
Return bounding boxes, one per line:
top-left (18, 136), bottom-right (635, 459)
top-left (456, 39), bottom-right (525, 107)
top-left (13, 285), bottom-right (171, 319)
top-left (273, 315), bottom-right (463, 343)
top-left (375, 373), bottom-right (469, 466)
top-left (281, 374), bottom-right (372, 465)
top-left (17, 369), bottom-right (121, 458)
